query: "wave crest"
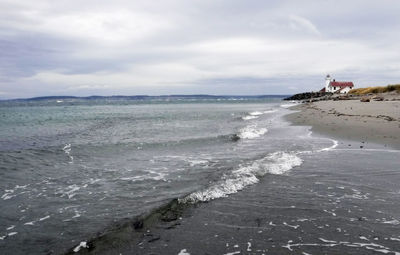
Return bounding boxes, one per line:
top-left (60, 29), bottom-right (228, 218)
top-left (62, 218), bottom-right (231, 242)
top-left (180, 151), bottom-right (302, 203)
top-left (238, 126), bottom-right (267, 139)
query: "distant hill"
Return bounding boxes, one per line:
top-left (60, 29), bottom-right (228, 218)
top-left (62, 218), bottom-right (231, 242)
top-left (4, 94), bottom-right (289, 102)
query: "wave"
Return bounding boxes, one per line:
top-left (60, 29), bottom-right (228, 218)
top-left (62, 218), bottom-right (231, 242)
top-left (65, 151), bottom-right (302, 253)
top-left (249, 111), bottom-right (264, 116)
top-left (120, 170), bottom-right (168, 182)
top-left (242, 109), bottom-right (277, 120)
top-left (180, 151), bottom-right (302, 203)
top-left (128, 133), bottom-right (242, 149)
top-left (238, 125), bottom-right (267, 139)
top-left (280, 102), bottom-right (299, 108)
top-left (242, 115), bottom-right (258, 120)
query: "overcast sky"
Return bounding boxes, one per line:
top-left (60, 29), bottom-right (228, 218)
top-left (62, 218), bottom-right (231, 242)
top-left (0, 0), bottom-right (399, 98)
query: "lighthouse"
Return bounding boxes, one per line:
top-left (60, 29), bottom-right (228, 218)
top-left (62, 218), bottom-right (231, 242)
top-left (325, 74), bottom-right (332, 92)
top-left (322, 74), bottom-right (354, 93)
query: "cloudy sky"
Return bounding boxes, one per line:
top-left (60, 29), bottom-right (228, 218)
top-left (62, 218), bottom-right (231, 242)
top-left (0, 0), bottom-right (399, 99)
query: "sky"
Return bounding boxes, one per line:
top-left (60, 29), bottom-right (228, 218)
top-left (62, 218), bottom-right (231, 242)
top-left (0, 0), bottom-right (400, 99)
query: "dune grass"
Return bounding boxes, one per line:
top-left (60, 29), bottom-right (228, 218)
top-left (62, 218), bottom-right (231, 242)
top-left (349, 84), bottom-right (400, 95)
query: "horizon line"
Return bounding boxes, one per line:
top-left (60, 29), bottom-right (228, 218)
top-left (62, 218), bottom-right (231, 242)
top-left (1, 94), bottom-right (291, 101)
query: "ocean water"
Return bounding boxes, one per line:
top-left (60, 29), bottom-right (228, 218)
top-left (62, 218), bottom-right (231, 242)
top-left (0, 97), bottom-right (399, 254)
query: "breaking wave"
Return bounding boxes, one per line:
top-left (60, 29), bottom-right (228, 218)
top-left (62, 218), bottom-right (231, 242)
top-left (242, 109), bottom-right (277, 120)
top-left (238, 125), bottom-right (267, 139)
top-left (249, 111), bottom-right (264, 116)
top-left (180, 151), bottom-right (302, 203)
top-left (280, 102), bottom-right (299, 108)
top-left (242, 115), bottom-right (258, 120)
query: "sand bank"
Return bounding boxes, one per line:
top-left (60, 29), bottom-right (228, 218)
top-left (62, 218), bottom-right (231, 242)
top-left (286, 99), bottom-right (400, 149)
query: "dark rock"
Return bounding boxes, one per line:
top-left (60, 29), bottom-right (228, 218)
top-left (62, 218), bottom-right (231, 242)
top-left (148, 236), bottom-right (160, 243)
top-left (133, 220), bottom-right (144, 230)
top-left (230, 134), bottom-right (241, 141)
top-left (283, 92), bottom-right (332, 101)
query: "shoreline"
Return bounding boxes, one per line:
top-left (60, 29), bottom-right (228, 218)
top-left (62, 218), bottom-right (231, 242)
top-left (285, 99), bottom-right (400, 149)
top-left (61, 100), bottom-right (400, 254)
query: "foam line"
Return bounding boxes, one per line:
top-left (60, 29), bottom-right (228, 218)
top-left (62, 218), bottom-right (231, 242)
top-left (180, 151), bottom-right (302, 203)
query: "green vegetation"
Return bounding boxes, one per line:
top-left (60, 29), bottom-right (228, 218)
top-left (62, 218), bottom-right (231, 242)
top-left (349, 84), bottom-right (400, 95)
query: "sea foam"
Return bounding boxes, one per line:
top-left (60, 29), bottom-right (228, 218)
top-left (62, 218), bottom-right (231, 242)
top-left (242, 109), bottom-right (277, 120)
top-left (280, 102), bottom-right (299, 108)
top-left (180, 151), bottom-right (302, 203)
top-left (242, 115), bottom-right (258, 120)
top-left (249, 111), bottom-right (263, 116)
top-left (238, 126), bottom-right (267, 139)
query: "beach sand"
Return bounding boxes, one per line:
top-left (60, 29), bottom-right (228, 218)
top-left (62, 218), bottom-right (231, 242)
top-left (286, 99), bottom-right (400, 149)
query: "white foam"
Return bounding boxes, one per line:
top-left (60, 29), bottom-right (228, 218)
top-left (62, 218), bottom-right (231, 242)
top-left (62, 143), bottom-right (74, 163)
top-left (242, 115), bottom-right (258, 120)
top-left (72, 210), bottom-right (81, 218)
top-left (247, 242), bottom-right (252, 251)
top-left (239, 126), bottom-right (267, 139)
top-left (178, 249), bottom-right (190, 255)
top-left (281, 102), bottom-right (299, 108)
top-left (180, 151), bottom-right (302, 203)
top-left (249, 111), bottom-right (263, 116)
top-left (63, 184), bottom-right (81, 199)
top-left (383, 219), bottom-right (400, 225)
top-left (223, 252), bottom-right (240, 255)
top-left (121, 170), bottom-right (167, 182)
top-left (187, 159), bottom-right (209, 167)
top-left (283, 222), bottom-right (300, 229)
top-left (242, 110), bottom-right (276, 120)
top-left (73, 241), bottom-right (88, 252)
top-left (319, 238), bottom-right (337, 243)
top-left (283, 239), bottom-right (400, 254)
top-left (39, 215), bottom-right (50, 221)
top-left (319, 139), bottom-right (339, 152)
top-left (1, 189), bottom-right (16, 200)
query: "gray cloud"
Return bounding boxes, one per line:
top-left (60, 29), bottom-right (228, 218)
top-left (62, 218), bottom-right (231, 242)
top-left (0, 0), bottom-right (399, 99)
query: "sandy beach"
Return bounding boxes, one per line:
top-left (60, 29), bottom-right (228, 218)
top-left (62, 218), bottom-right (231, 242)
top-left (286, 97), bottom-right (400, 149)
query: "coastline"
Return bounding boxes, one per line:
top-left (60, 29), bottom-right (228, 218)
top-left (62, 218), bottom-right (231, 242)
top-left (285, 99), bottom-right (400, 149)
top-left (62, 100), bottom-right (400, 255)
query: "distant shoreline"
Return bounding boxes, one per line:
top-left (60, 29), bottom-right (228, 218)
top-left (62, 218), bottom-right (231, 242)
top-left (285, 95), bottom-right (400, 149)
top-left (0, 94), bottom-right (289, 102)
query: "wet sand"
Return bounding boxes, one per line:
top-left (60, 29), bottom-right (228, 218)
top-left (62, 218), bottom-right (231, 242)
top-left (286, 99), bottom-right (400, 149)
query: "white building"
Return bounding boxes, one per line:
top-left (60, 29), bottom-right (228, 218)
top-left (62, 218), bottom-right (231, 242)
top-left (321, 74), bottom-right (354, 94)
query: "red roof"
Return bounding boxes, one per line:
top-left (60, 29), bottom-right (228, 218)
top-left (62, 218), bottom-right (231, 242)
top-left (329, 81), bottom-right (354, 88)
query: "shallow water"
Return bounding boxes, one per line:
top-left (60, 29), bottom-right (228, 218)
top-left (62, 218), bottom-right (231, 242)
top-left (1, 97), bottom-right (399, 254)
top-left (137, 144), bottom-right (400, 255)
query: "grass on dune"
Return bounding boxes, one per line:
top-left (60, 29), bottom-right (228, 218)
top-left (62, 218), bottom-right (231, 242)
top-left (349, 84), bottom-right (400, 95)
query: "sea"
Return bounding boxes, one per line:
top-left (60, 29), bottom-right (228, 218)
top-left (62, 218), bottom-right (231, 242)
top-left (0, 96), bottom-right (400, 255)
